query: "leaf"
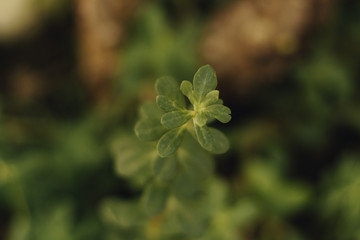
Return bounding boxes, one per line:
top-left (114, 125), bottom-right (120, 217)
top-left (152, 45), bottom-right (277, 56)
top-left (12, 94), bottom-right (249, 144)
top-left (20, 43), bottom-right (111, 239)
top-left (171, 171), bottom-right (202, 201)
top-left (205, 104), bottom-right (231, 123)
top-left (193, 111), bottom-right (207, 126)
top-left (208, 128), bottom-right (230, 154)
top-left (178, 138), bottom-right (214, 180)
top-left (193, 65), bottom-right (217, 102)
top-left (194, 124), bottom-right (214, 151)
top-left (153, 155), bottom-right (177, 181)
top-left (135, 118), bottom-right (167, 141)
top-left (171, 200), bottom-right (206, 237)
top-left (194, 125), bottom-right (230, 153)
top-left (112, 137), bottom-right (153, 177)
top-left (143, 182), bottom-right (168, 216)
top-left (157, 128), bottom-right (184, 157)
top-left (100, 198), bottom-right (146, 228)
top-left (202, 90), bottom-right (219, 106)
top-left (156, 76), bottom-right (185, 110)
top-left (180, 80), bottom-right (195, 104)
top-left (156, 95), bottom-right (179, 112)
top-left (139, 102), bottom-right (163, 119)
top-left (161, 110), bottom-right (192, 129)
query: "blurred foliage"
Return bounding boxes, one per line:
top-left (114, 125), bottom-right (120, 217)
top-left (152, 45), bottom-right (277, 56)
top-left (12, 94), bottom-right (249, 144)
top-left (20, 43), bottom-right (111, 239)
top-left (1, 0), bottom-right (360, 239)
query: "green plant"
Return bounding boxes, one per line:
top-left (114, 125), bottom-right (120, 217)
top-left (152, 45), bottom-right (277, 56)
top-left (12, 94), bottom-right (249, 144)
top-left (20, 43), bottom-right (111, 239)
top-left (102, 65), bottom-right (232, 238)
top-left (135, 64), bottom-right (231, 156)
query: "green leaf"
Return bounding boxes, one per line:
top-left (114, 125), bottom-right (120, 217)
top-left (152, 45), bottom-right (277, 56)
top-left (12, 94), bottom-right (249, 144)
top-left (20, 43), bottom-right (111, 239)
top-left (157, 128), bottom-right (184, 157)
top-left (156, 95), bottom-right (178, 112)
top-left (205, 104), bottom-right (231, 123)
top-left (180, 80), bottom-right (195, 104)
top-left (153, 155), bottom-right (177, 181)
top-left (178, 138), bottom-right (214, 180)
top-left (194, 125), bottom-right (230, 153)
top-left (194, 124), bottom-right (214, 151)
top-left (171, 201), bottom-right (206, 237)
top-left (112, 137), bottom-right (153, 177)
top-left (194, 111), bottom-right (207, 126)
top-left (171, 171), bottom-right (202, 201)
top-left (156, 76), bottom-right (185, 110)
top-left (100, 199), bottom-right (146, 228)
top-left (202, 90), bottom-right (219, 106)
top-left (161, 110), bottom-right (192, 129)
top-left (193, 65), bottom-right (217, 102)
top-left (208, 128), bottom-right (230, 154)
top-left (139, 102), bottom-right (163, 119)
top-left (135, 118), bottom-right (167, 141)
top-left (143, 182), bottom-right (168, 216)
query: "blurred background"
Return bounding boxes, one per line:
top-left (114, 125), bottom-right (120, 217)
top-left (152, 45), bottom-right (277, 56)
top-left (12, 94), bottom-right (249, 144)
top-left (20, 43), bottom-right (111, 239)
top-left (0, 0), bottom-right (360, 239)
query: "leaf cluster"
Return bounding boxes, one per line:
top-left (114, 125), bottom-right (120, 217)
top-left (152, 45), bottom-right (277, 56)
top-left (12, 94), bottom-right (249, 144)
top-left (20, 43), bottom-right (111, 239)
top-left (135, 65), bottom-right (231, 157)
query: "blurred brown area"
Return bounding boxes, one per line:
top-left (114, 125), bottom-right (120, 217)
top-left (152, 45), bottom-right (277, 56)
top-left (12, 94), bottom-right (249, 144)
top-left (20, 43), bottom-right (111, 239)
top-left (201, 0), bottom-right (332, 95)
top-left (75, 0), bottom-right (143, 105)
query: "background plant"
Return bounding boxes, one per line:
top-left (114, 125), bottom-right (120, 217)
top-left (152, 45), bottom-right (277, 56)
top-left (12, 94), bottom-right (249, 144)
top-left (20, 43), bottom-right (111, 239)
top-left (1, 0), bottom-right (360, 240)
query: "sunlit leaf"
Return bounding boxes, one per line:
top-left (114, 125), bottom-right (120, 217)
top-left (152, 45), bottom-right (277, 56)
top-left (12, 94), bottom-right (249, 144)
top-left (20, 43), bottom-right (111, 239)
top-left (180, 80), bottom-right (195, 104)
top-left (193, 65), bottom-right (217, 102)
top-left (156, 76), bottom-right (185, 111)
top-left (194, 124), bottom-right (214, 151)
top-left (161, 110), bottom-right (192, 129)
top-left (194, 125), bottom-right (229, 153)
top-left (205, 104), bottom-right (231, 123)
top-left (194, 111), bottom-right (207, 127)
top-left (156, 95), bottom-right (179, 112)
top-left (157, 128), bottom-right (184, 157)
top-left (202, 90), bottom-right (219, 106)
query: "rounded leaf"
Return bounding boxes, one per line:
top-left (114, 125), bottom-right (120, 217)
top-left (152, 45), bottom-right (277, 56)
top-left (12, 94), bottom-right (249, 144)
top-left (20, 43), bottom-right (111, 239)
top-left (157, 128), bottom-right (184, 157)
top-left (143, 183), bottom-right (168, 216)
top-left (194, 124), bottom-right (214, 151)
top-left (153, 155), bottom-right (177, 181)
top-left (161, 110), bottom-right (192, 129)
top-left (205, 104), bottom-right (231, 123)
top-left (155, 76), bottom-right (185, 110)
top-left (135, 118), bottom-right (167, 141)
top-left (193, 65), bottom-right (217, 102)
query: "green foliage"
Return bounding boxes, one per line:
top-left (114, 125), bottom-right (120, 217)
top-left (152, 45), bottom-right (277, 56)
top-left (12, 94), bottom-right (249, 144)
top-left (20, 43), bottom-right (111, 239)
top-left (136, 65), bottom-right (231, 158)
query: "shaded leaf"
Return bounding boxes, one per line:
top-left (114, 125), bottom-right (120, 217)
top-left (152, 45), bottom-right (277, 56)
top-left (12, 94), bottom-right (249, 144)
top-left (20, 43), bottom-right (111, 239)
top-left (161, 110), bottom-right (192, 129)
top-left (135, 118), bottom-right (167, 141)
top-left (100, 199), bottom-right (146, 228)
top-left (193, 65), bottom-right (217, 102)
top-left (171, 200), bottom-right (206, 237)
top-left (153, 155), bottom-right (177, 181)
top-left (112, 137), bottom-right (154, 177)
top-left (171, 171), bottom-right (202, 201)
top-left (208, 128), bottom-right (230, 154)
top-left (157, 128), bottom-right (184, 157)
top-left (143, 182), bottom-right (168, 216)
top-left (139, 102), bottom-right (163, 119)
top-left (205, 104), bottom-right (231, 123)
top-left (178, 137), bottom-right (214, 180)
